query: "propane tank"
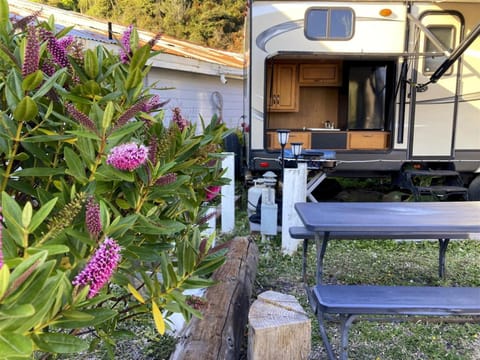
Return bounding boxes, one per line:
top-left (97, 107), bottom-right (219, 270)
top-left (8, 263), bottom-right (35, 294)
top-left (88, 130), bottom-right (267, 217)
top-left (260, 171), bottom-right (278, 236)
top-left (247, 178), bottom-right (265, 217)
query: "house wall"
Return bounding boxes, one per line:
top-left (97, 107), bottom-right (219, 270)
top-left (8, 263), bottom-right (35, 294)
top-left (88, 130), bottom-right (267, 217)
top-left (146, 67), bottom-right (244, 133)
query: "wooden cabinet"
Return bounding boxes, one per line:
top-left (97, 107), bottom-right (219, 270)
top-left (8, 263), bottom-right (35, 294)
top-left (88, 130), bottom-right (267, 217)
top-left (347, 131), bottom-right (390, 149)
top-left (299, 63), bottom-right (341, 86)
top-left (267, 131), bottom-right (311, 150)
top-left (267, 63), bottom-right (299, 112)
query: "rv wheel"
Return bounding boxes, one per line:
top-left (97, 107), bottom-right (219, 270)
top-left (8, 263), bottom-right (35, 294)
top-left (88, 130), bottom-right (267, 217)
top-left (468, 175), bottom-right (480, 200)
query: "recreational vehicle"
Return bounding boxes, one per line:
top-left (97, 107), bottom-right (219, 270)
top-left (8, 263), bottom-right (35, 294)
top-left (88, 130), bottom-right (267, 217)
top-left (244, 0), bottom-right (480, 200)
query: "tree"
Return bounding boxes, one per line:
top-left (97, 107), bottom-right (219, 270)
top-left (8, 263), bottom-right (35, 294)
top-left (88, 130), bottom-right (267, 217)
top-left (29, 0), bottom-right (246, 51)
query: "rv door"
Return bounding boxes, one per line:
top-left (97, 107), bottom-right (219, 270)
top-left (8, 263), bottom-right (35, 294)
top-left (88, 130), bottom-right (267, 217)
top-left (409, 12), bottom-right (462, 158)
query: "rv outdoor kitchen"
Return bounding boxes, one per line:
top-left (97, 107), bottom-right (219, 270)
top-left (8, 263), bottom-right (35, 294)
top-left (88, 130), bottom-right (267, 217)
top-left (243, 0), bottom-right (480, 206)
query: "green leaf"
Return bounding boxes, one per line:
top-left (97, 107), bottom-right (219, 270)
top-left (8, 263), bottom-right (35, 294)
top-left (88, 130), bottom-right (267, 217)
top-left (107, 120), bottom-right (144, 141)
top-left (0, 264), bottom-right (9, 299)
top-left (5, 259), bottom-right (54, 307)
top-left (0, 304), bottom-right (35, 320)
top-left (124, 67), bottom-right (143, 90)
top-left (102, 101), bottom-right (114, 130)
top-left (191, 251), bottom-right (227, 277)
top-left (105, 214), bottom-right (138, 239)
top-left (129, 44), bottom-right (151, 70)
top-left (134, 216), bottom-right (185, 235)
top-left (22, 134), bottom-right (76, 143)
top-left (95, 164), bottom-right (135, 182)
top-left (27, 197), bottom-right (58, 233)
top-left (64, 147), bottom-right (88, 184)
top-left (7, 251), bottom-right (47, 291)
top-left (0, 333), bottom-right (33, 358)
top-left (32, 333), bottom-right (89, 354)
top-left (183, 277), bottom-right (216, 289)
top-left (12, 167), bottom-right (65, 177)
top-left (2, 192), bottom-right (25, 246)
top-left (84, 49), bottom-right (99, 79)
top-left (62, 310), bottom-right (95, 321)
top-left (22, 70), bottom-right (43, 91)
top-left (51, 308), bottom-right (117, 328)
top-left (26, 244), bottom-right (69, 257)
top-left (21, 201), bottom-right (32, 229)
top-left (11, 272), bottom-right (63, 333)
top-left (31, 68), bottom-right (67, 100)
top-left (13, 96), bottom-right (38, 121)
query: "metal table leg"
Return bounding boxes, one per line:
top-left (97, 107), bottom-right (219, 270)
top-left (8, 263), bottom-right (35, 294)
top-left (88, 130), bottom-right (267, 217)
top-left (438, 238), bottom-right (450, 278)
top-left (315, 232), bottom-right (330, 285)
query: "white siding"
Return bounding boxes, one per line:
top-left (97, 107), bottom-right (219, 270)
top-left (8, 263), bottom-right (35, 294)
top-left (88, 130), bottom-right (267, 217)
top-left (146, 68), bottom-right (244, 132)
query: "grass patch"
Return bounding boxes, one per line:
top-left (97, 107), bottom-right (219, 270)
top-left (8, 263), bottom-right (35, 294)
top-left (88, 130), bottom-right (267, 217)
top-left (253, 235), bottom-right (480, 360)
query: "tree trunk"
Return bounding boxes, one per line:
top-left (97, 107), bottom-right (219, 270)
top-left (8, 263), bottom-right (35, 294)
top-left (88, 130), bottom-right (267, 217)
top-left (170, 236), bottom-right (259, 360)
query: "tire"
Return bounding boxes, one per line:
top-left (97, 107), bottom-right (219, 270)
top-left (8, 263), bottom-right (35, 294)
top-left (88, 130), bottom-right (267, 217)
top-left (468, 175), bottom-right (480, 200)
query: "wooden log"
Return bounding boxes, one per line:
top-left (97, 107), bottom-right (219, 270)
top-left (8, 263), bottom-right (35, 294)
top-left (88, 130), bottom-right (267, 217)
top-left (170, 236), bottom-right (259, 360)
top-left (248, 290), bottom-right (311, 360)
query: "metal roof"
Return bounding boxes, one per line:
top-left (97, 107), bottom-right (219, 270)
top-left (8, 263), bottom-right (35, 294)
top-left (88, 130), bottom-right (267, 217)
top-left (8, 0), bottom-right (244, 75)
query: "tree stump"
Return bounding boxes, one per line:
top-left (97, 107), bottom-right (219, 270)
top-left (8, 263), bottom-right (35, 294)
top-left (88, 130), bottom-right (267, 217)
top-left (248, 290), bottom-right (311, 360)
top-left (170, 236), bottom-right (259, 360)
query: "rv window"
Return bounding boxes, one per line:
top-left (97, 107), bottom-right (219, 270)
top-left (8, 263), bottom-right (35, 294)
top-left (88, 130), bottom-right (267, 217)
top-left (305, 8), bottom-right (353, 40)
top-left (424, 26), bottom-right (455, 74)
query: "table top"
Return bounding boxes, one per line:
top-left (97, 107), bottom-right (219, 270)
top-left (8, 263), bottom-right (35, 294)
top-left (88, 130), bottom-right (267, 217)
top-left (295, 201), bottom-right (480, 234)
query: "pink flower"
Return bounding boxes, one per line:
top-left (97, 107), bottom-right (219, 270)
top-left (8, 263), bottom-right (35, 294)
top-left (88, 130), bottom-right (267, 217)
top-left (72, 237), bottom-right (121, 298)
top-left (106, 142), bottom-right (149, 171)
top-left (85, 196), bottom-right (101, 238)
top-left (205, 186), bottom-right (221, 202)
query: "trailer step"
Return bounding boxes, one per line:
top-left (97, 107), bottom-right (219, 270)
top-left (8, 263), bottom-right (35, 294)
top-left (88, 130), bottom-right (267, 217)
top-left (400, 168), bottom-right (468, 201)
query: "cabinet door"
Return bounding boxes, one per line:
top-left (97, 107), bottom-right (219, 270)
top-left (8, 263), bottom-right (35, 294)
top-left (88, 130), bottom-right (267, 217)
top-left (299, 63), bottom-right (341, 86)
top-left (267, 131), bottom-right (311, 150)
top-left (347, 131), bottom-right (390, 149)
top-left (267, 64), bottom-right (299, 112)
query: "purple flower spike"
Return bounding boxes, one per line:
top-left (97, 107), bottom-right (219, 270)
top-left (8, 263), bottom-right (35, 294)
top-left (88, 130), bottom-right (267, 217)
top-left (86, 196), bottom-right (102, 238)
top-left (39, 28), bottom-right (69, 68)
top-left (106, 142), bottom-right (149, 171)
top-left (22, 25), bottom-right (40, 77)
top-left (72, 237), bottom-right (122, 298)
top-left (172, 107), bottom-right (189, 132)
top-left (156, 173), bottom-right (177, 186)
top-left (120, 25), bottom-right (133, 64)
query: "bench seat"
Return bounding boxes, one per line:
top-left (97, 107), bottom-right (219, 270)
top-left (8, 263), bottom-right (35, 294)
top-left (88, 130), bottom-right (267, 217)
top-left (311, 284), bottom-right (480, 360)
top-left (314, 284), bottom-right (480, 316)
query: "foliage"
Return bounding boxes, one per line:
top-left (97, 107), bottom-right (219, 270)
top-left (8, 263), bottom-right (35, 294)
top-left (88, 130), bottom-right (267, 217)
top-left (34, 0), bottom-right (246, 52)
top-left (0, 0), bottom-right (230, 357)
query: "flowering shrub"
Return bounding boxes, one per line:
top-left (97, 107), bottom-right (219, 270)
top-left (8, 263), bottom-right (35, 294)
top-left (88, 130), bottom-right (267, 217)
top-left (0, 0), bottom-right (230, 357)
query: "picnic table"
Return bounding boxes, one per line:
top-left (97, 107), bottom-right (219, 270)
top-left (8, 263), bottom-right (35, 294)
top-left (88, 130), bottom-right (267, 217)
top-left (293, 201), bottom-right (480, 360)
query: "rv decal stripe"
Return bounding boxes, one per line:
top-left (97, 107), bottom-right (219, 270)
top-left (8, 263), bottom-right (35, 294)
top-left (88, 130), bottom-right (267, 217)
top-left (256, 20), bottom-right (303, 52)
top-left (416, 91), bottom-right (480, 105)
